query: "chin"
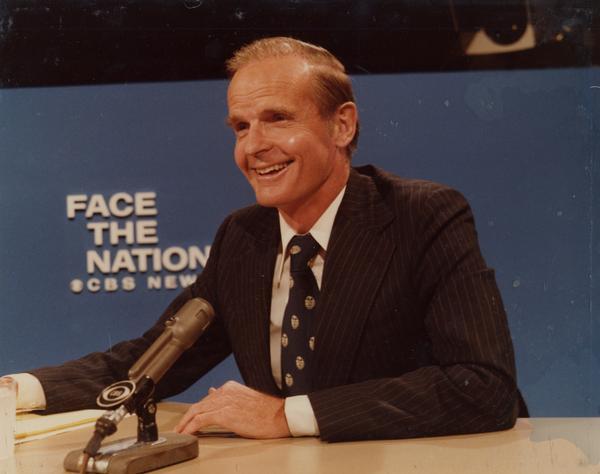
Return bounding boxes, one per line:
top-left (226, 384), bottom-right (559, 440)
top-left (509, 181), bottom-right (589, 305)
top-left (253, 193), bottom-right (280, 209)
top-left (254, 191), bottom-right (293, 210)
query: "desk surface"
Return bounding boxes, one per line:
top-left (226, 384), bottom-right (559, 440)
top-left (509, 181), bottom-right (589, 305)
top-left (7, 403), bottom-right (600, 474)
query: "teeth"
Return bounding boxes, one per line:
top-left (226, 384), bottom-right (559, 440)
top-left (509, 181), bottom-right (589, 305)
top-left (256, 162), bottom-right (289, 175)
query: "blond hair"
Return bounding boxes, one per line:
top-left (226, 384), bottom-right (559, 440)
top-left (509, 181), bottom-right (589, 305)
top-left (227, 37), bottom-right (359, 155)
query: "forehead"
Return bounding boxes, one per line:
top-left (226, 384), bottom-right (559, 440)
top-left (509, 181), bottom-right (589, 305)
top-left (227, 56), bottom-right (315, 113)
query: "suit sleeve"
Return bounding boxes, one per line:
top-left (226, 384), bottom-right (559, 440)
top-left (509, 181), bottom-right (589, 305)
top-left (308, 187), bottom-right (519, 441)
top-left (28, 215), bottom-right (234, 414)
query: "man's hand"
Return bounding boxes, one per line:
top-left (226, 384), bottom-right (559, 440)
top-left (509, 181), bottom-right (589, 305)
top-left (174, 381), bottom-right (291, 439)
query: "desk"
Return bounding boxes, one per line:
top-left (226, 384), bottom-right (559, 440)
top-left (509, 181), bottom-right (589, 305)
top-left (8, 403), bottom-right (600, 474)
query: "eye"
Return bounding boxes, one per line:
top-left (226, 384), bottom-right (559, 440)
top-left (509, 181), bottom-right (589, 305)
top-left (269, 111), bottom-right (291, 123)
top-left (233, 122), bottom-right (249, 134)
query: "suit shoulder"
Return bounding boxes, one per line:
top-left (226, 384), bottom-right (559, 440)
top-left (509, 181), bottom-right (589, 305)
top-left (354, 164), bottom-right (468, 213)
top-left (218, 203), bottom-right (278, 242)
top-left (227, 203), bottom-right (268, 222)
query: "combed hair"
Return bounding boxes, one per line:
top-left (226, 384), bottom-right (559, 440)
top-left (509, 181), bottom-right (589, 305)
top-left (226, 37), bottom-right (359, 155)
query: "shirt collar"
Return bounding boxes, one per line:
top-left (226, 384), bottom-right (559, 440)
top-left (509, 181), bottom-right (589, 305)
top-left (278, 186), bottom-right (346, 253)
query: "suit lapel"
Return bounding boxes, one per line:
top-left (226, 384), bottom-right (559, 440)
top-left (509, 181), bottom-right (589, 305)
top-left (235, 207), bottom-right (281, 395)
top-left (232, 168), bottom-right (395, 393)
top-left (312, 169), bottom-right (395, 389)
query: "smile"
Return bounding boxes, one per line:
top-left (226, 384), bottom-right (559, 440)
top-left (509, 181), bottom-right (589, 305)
top-left (254, 161), bottom-right (292, 176)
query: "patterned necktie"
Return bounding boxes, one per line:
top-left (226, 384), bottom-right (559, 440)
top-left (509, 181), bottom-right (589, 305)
top-left (281, 233), bottom-right (320, 396)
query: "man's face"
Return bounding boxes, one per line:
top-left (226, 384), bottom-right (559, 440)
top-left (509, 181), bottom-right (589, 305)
top-left (227, 56), bottom-right (350, 221)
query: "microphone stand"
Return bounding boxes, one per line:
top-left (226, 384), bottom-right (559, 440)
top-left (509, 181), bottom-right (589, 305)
top-left (63, 297), bottom-right (215, 473)
top-left (63, 377), bottom-right (198, 474)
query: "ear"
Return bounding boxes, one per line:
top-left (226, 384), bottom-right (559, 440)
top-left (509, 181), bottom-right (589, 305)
top-left (332, 102), bottom-right (358, 149)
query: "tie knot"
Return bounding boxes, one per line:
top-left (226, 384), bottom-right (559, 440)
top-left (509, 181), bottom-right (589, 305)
top-left (287, 234), bottom-right (320, 273)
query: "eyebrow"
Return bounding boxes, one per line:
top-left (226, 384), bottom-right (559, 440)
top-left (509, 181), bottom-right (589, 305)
top-left (225, 115), bottom-right (238, 128)
top-left (264, 107), bottom-right (293, 118)
top-left (225, 107), bottom-right (295, 128)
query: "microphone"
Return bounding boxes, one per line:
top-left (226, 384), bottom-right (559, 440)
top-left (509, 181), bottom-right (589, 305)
top-left (73, 298), bottom-right (215, 473)
top-left (129, 296), bottom-right (215, 386)
top-left (96, 297), bottom-right (215, 409)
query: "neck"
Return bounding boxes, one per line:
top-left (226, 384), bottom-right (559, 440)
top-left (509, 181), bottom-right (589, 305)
top-left (279, 165), bottom-right (349, 234)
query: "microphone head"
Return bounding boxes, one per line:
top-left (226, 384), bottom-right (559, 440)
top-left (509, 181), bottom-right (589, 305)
top-left (168, 298), bottom-right (215, 347)
top-left (127, 297), bottom-right (216, 385)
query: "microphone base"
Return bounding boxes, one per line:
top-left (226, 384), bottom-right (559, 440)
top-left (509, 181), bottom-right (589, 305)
top-left (63, 432), bottom-right (198, 474)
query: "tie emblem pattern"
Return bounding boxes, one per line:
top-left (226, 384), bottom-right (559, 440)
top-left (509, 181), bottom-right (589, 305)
top-left (281, 233), bottom-right (320, 396)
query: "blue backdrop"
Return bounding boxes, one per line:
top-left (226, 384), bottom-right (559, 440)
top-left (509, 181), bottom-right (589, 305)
top-left (1, 66), bottom-right (598, 416)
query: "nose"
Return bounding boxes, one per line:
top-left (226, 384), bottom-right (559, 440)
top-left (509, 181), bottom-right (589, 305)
top-left (243, 122), bottom-right (271, 157)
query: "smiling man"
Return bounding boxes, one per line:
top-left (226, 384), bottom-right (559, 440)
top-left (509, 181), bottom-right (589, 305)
top-left (227, 53), bottom-right (354, 233)
top-left (13, 37), bottom-right (525, 442)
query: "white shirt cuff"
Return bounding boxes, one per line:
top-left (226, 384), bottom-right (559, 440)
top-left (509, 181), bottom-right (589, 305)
top-left (8, 373), bottom-right (46, 411)
top-left (284, 395), bottom-right (320, 437)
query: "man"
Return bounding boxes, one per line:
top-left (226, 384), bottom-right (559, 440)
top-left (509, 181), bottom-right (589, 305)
top-left (11, 37), bottom-right (523, 442)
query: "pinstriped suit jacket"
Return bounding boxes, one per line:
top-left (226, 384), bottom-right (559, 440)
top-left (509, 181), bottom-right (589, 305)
top-left (31, 165), bottom-right (521, 441)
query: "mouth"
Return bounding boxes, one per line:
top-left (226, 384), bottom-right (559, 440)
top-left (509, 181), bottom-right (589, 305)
top-left (253, 160), bottom-right (293, 177)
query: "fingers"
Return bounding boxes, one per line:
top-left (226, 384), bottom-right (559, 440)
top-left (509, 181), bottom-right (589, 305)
top-left (178, 409), bottom-right (226, 435)
top-left (174, 405), bottom-right (197, 433)
top-left (175, 402), bottom-right (208, 433)
top-left (174, 386), bottom-right (228, 433)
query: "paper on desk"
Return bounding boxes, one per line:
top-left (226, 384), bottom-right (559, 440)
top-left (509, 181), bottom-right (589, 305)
top-left (15, 409), bottom-right (105, 444)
